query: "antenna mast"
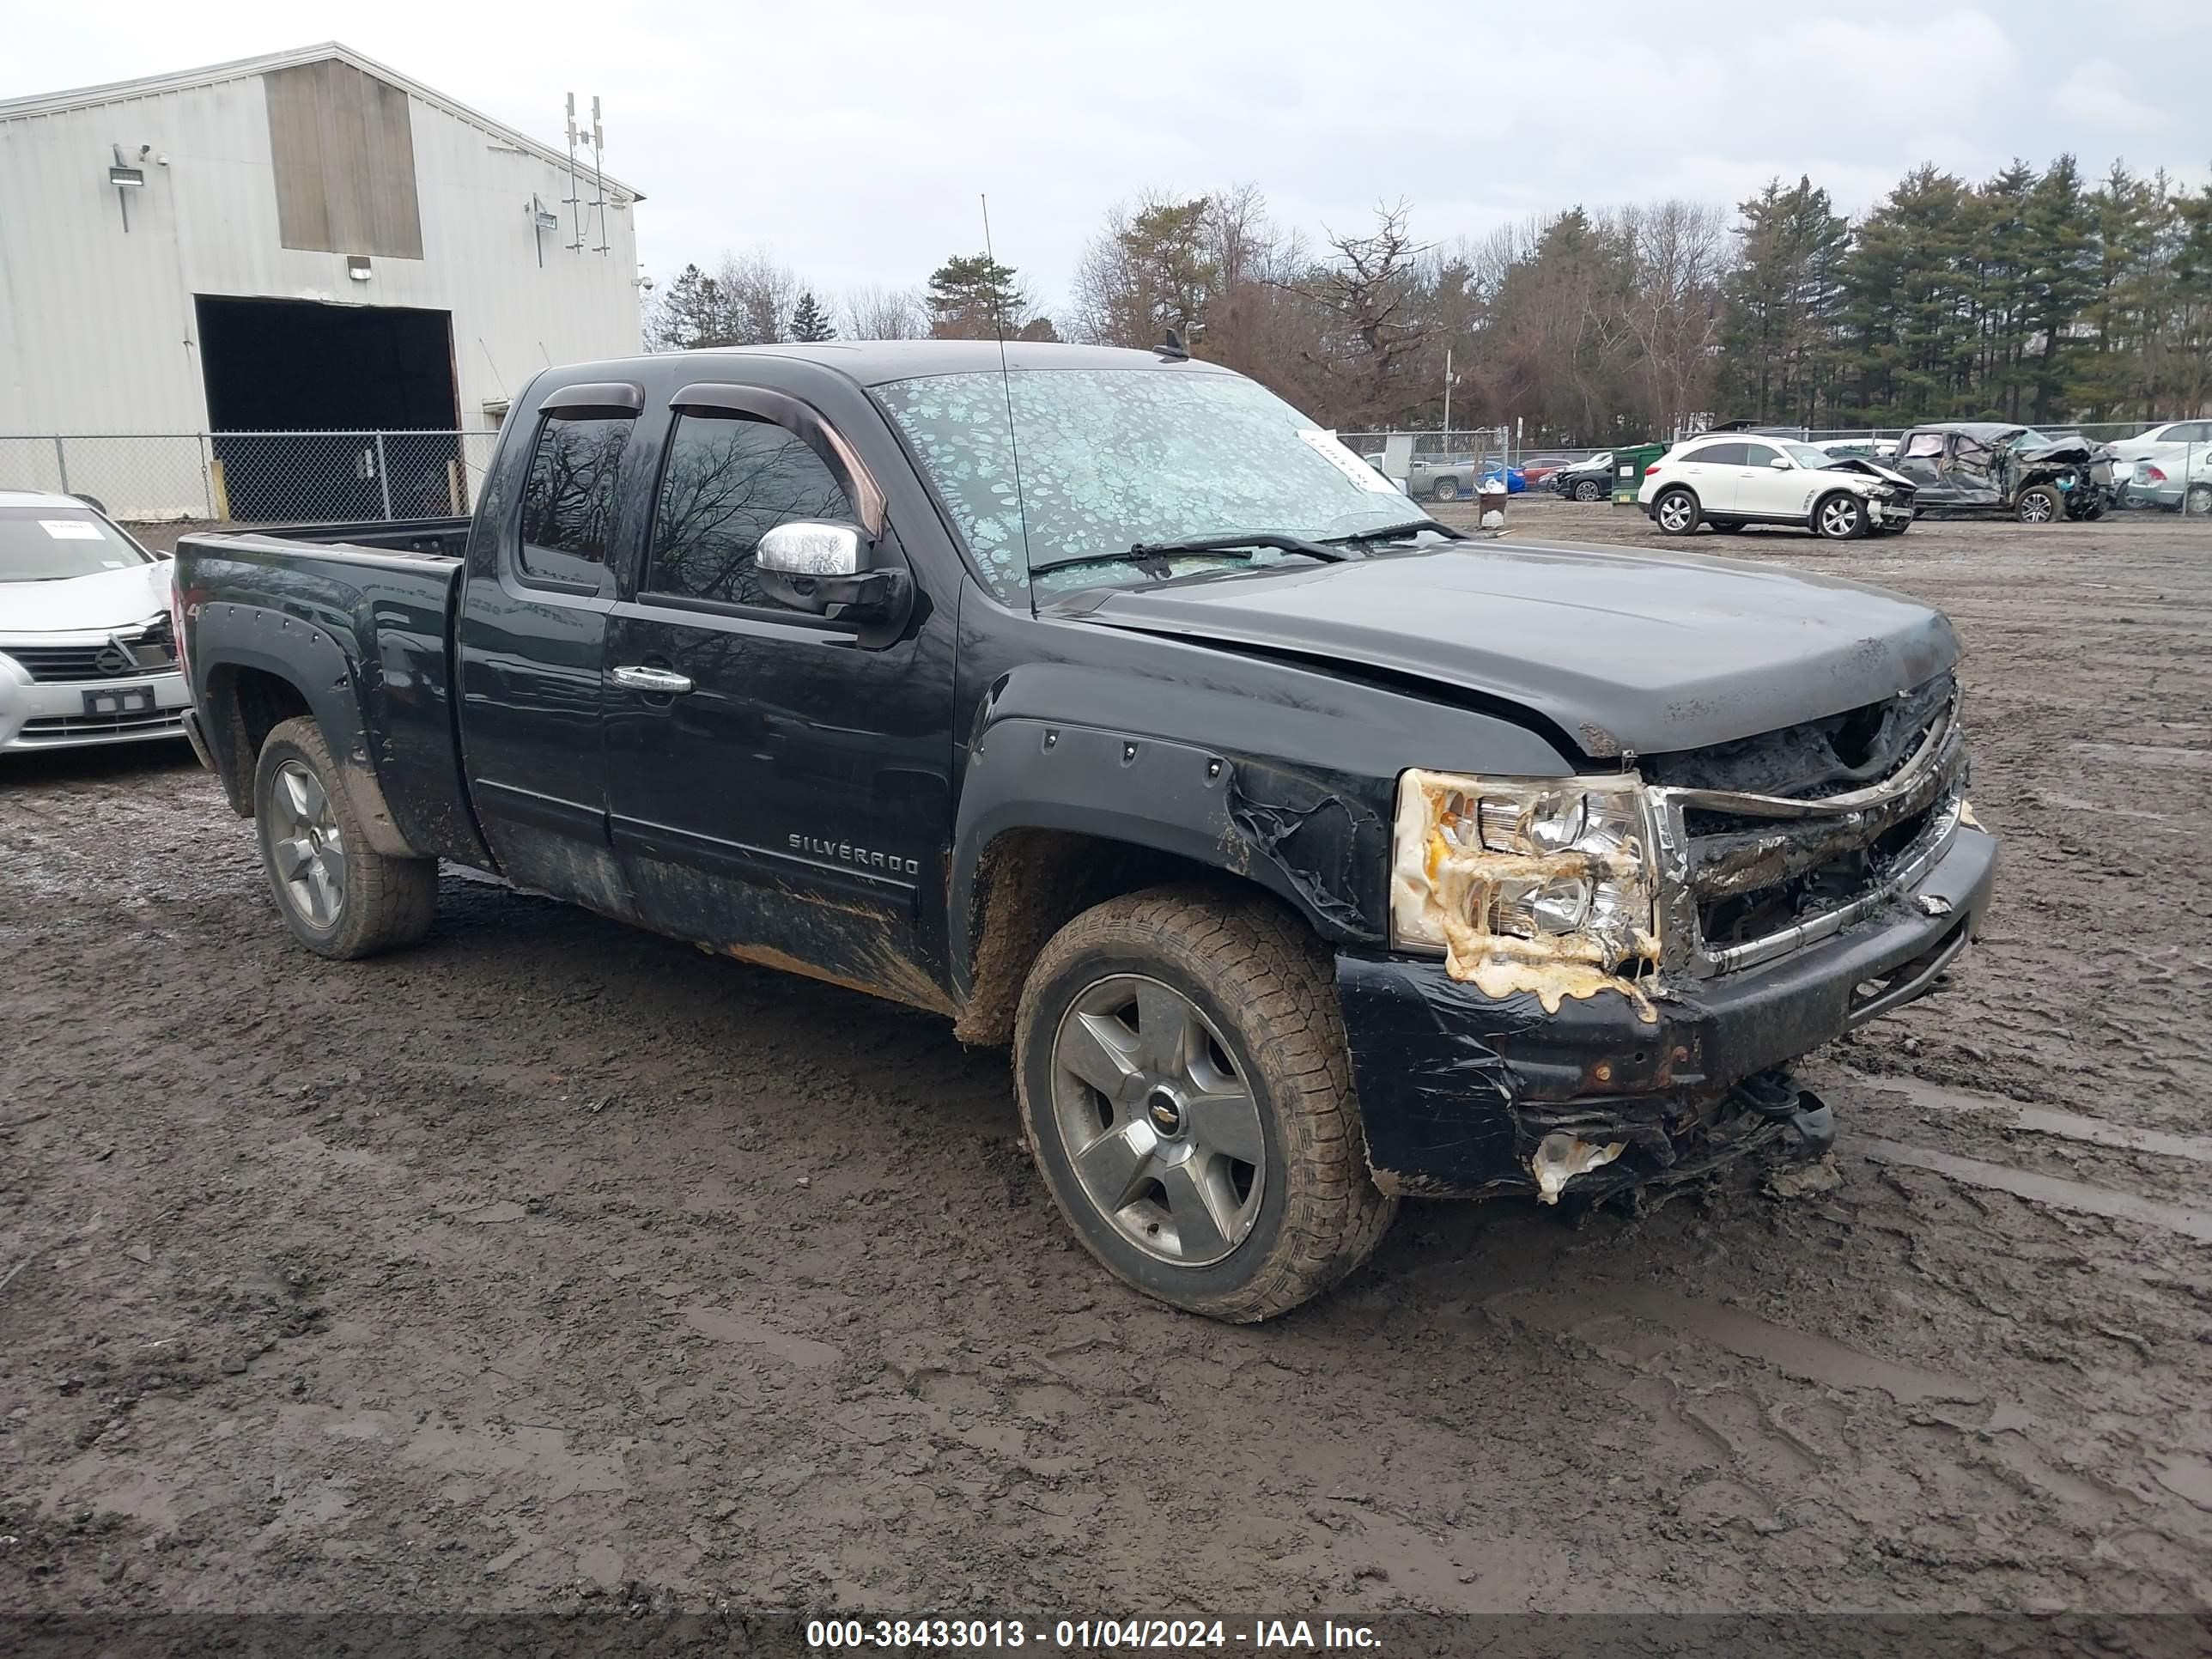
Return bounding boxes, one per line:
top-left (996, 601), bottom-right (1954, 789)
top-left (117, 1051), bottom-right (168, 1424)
top-left (980, 194), bottom-right (1035, 614)
top-left (562, 94), bottom-right (581, 252)
top-left (589, 97), bottom-right (609, 255)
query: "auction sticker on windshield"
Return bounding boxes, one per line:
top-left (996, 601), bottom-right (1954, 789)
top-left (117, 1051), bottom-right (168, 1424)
top-left (40, 520), bottom-right (104, 539)
top-left (1297, 428), bottom-right (1398, 492)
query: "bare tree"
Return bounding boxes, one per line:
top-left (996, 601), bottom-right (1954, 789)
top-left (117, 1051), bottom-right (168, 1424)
top-left (842, 284), bottom-right (927, 341)
top-left (1277, 202), bottom-right (1437, 429)
top-left (715, 249), bottom-right (802, 345)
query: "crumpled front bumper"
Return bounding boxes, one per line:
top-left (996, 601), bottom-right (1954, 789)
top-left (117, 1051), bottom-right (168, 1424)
top-left (1336, 823), bottom-right (1998, 1200)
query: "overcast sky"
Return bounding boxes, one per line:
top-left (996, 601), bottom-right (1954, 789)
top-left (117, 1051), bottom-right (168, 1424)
top-left (7, 2), bottom-right (2205, 313)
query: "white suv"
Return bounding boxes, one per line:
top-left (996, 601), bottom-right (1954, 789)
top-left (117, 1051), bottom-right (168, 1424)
top-left (1639, 434), bottom-right (1917, 540)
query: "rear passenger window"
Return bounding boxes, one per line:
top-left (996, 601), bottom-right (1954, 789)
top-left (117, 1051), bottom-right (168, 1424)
top-left (1691, 442), bottom-right (1746, 466)
top-left (646, 416), bottom-right (854, 611)
top-left (519, 416), bottom-right (632, 586)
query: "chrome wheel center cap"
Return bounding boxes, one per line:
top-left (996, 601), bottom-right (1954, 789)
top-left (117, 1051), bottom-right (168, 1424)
top-left (1144, 1086), bottom-right (1186, 1138)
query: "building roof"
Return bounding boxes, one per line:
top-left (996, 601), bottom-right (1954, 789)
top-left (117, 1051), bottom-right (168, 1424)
top-left (0, 41), bottom-right (642, 201)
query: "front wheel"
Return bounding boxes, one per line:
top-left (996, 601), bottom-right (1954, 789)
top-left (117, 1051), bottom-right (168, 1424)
top-left (1814, 492), bottom-right (1868, 539)
top-left (253, 717), bottom-right (437, 959)
top-left (2186, 483), bottom-right (2212, 518)
top-left (1573, 479), bottom-right (1603, 502)
top-left (1014, 886), bottom-right (1395, 1322)
top-left (2016, 484), bottom-right (2062, 524)
top-left (1652, 488), bottom-right (1701, 535)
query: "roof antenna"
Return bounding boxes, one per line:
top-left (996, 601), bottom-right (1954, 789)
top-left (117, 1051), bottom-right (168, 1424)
top-left (1154, 326), bottom-right (1189, 362)
top-left (980, 193), bottom-right (1035, 615)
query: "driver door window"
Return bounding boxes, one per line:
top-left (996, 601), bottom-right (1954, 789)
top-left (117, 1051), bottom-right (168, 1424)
top-left (645, 416), bottom-right (855, 614)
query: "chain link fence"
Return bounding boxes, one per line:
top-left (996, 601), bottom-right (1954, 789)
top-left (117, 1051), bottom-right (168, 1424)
top-left (0, 431), bottom-right (504, 527)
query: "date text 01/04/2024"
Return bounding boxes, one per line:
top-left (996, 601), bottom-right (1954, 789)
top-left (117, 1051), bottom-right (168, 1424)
top-left (804, 1618), bottom-right (1381, 1650)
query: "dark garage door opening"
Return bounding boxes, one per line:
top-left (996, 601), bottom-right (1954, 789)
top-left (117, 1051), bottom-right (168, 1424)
top-left (196, 296), bottom-right (461, 522)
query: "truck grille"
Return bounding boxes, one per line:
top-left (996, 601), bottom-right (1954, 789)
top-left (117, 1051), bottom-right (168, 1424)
top-left (1642, 673), bottom-right (1964, 975)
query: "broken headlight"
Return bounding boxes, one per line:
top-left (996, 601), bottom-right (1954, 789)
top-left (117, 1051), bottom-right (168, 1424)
top-left (1389, 770), bottom-right (1661, 1017)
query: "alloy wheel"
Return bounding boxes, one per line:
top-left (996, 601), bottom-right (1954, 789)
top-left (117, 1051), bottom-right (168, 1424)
top-left (1657, 494), bottom-right (1694, 532)
top-left (1048, 974), bottom-right (1266, 1267)
top-left (1819, 496), bottom-right (1861, 538)
top-left (2020, 493), bottom-right (2055, 523)
top-left (267, 760), bottom-right (347, 928)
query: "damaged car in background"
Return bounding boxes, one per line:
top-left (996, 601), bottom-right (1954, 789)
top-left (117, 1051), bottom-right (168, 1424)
top-left (1639, 433), bottom-right (1917, 538)
top-left (171, 341), bottom-right (1996, 1323)
top-left (1889, 422), bottom-right (2121, 522)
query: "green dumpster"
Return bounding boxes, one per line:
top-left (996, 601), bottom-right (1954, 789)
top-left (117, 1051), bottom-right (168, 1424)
top-left (1610, 442), bottom-right (1668, 504)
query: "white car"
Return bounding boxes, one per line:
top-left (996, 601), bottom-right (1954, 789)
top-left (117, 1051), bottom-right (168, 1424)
top-left (1, 490), bottom-right (190, 752)
top-left (1639, 434), bottom-right (1917, 540)
top-left (2110, 420), bottom-right (2212, 511)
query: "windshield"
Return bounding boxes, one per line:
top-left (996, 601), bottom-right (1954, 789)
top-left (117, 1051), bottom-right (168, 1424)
top-left (875, 368), bottom-right (1435, 602)
top-left (0, 507), bottom-right (154, 583)
top-left (1784, 442), bottom-right (1838, 469)
top-left (2009, 428), bottom-right (2057, 450)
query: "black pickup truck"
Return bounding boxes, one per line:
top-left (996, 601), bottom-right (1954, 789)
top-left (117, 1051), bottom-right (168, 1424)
top-left (173, 341), bottom-right (1996, 1322)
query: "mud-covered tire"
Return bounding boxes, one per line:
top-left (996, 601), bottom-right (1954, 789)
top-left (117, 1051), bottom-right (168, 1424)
top-left (252, 717), bottom-right (437, 960)
top-left (2016, 484), bottom-right (2063, 524)
top-left (1013, 884), bottom-right (1396, 1322)
top-left (1814, 491), bottom-right (1869, 539)
top-left (1652, 488), bottom-right (1700, 535)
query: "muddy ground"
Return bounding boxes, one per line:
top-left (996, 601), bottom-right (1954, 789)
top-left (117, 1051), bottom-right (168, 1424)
top-left (4, 499), bottom-right (2210, 1625)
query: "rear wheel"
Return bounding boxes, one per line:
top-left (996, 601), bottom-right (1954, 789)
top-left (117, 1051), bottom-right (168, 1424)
top-left (1014, 885), bottom-right (1395, 1322)
top-left (253, 717), bottom-right (437, 960)
top-left (2015, 484), bottom-right (2062, 524)
top-left (1430, 477), bottom-right (1460, 502)
top-left (1653, 488), bottom-right (1701, 535)
top-left (1573, 478), bottom-right (1603, 503)
top-left (1814, 492), bottom-right (1868, 539)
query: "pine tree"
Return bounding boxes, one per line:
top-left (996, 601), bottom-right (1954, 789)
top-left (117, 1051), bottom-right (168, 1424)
top-left (2023, 155), bottom-right (2097, 422)
top-left (926, 253), bottom-right (1036, 339)
top-left (1717, 177), bottom-right (1848, 426)
top-left (790, 290), bottom-right (836, 342)
top-left (652, 263), bottom-right (733, 350)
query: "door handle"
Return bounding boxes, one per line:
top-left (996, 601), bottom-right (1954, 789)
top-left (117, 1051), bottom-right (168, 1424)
top-left (611, 665), bottom-right (694, 696)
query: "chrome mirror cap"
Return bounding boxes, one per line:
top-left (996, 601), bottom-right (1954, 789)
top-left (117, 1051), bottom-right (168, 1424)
top-left (757, 521), bottom-right (864, 578)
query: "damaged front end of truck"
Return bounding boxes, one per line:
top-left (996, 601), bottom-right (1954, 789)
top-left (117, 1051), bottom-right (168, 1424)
top-left (1336, 671), bottom-right (1994, 1206)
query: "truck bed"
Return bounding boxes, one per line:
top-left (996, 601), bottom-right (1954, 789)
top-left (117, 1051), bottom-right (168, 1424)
top-left (173, 521), bottom-right (485, 866)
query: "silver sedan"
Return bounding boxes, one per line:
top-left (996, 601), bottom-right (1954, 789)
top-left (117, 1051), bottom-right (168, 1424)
top-left (0, 490), bottom-right (190, 753)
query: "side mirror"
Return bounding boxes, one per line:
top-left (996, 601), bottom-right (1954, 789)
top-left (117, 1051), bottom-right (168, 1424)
top-left (758, 520), bottom-right (866, 579)
top-left (1770, 456), bottom-right (1791, 469)
top-left (756, 520), bottom-right (910, 626)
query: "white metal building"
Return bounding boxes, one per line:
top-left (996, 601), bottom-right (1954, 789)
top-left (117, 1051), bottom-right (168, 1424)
top-left (0, 43), bottom-right (644, 518)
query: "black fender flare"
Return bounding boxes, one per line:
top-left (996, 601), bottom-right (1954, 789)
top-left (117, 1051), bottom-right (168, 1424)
top-left (949, 714), bottom-right (1390, 999)
top-left (193, 601), bottom-right (419, 860)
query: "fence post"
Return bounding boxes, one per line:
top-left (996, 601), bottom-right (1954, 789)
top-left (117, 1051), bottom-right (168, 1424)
top-left (198, 434), bottom-right (215, 520)
top-left (374, 434), bottom-right (394, 520)
top-left (52, 435), bottom-right (70, 495)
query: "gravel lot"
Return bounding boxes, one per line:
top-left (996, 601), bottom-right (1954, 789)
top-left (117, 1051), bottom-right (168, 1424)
top-left (4, 499), bottom-right (2210, 1622)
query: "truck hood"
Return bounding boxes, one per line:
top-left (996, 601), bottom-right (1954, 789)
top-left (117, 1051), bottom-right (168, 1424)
top-left (0, 560), bottom-right (173, 635)
top-left (1065, 538), bottom-right (1960, 757)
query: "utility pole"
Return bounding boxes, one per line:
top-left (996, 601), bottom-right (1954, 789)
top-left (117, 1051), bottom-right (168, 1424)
top-left (1443, 348), bottom-right (1452, 441)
